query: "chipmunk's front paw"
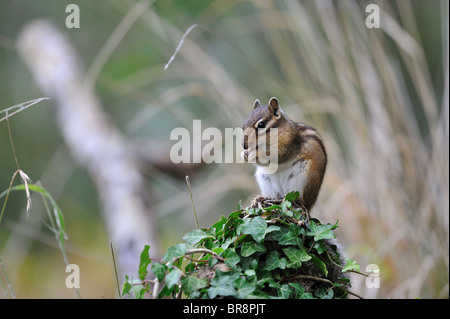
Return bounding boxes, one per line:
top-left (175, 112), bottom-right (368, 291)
top-left (250, 195), bottom-right (266, 209)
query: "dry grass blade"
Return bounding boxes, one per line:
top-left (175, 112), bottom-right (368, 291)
top-left (164, 24), bottom-right (199, 70)
top-left (0, 170), bottom-right (32, 226)
top-left (18, 170), bottom-right (33, 217)
top-left (185, 175), bottom-right (199, 229)
top-left (0, 97), bottom-right (50, 123)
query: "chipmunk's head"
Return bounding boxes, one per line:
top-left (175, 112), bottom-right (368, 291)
top-left (241, 97), bottom-right (284, 165)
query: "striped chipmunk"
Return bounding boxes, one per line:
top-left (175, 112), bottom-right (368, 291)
top-left (241, 98), bottom-right (351, 288)
top-left (241, 97), bottom-right (327, 215)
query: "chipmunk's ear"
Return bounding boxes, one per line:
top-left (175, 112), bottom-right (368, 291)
top-left (253, 99), bottom-right (261, 109)
top-left (268, 97), bottom-right (280, 117)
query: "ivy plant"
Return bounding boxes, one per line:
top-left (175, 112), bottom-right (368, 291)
top-left (122, 191), bottom-right (360, 299)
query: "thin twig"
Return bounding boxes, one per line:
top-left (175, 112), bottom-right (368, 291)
top-left (185, 176), bottom-right (199, 229)
top-left (0, 170), bottom-right (23, 226)
top-left (184, 255), bottom-right (208, 263)
top-left (325, 249), bottom-right (371, 277)
top-left (347, 290), bottom-right (364, 299)
top-left (283, 274), bottom-right (334, 286)
top-left (131, 278), bottom-right (156, 286)
top-left (0, 97), bottom-right (50, 123)
top-left (6, 114), bottom-right (20, 170)
top-left (164, 24), bottom-right (198, 70)
top-left (168, 247), bottom-right (225, 269)
top-left (110, 241), bottom-right (121, 298)
top-left (185, 248), bottom-right (225, 261)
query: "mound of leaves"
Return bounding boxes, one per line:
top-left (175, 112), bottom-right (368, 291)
top-left (123, 192), bottom-right (359, 299)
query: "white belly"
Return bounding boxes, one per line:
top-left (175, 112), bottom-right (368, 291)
top-left (255, 159), bottom-right (307, 198)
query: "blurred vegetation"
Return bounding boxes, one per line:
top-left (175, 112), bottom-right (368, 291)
top-left (0, 0), bottom-right (448, 298)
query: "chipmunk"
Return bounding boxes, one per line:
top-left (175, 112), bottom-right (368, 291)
top-left (241, 98), bottom-right (351, 290)
top-left (242, 97), bottom-right (327, 213)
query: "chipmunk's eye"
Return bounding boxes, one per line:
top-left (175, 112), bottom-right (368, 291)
top-left (257, 121), bottom-right (266, 129)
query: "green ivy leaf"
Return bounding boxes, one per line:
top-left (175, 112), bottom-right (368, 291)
top-left (138, 245), bottom-right (151, 281)
top-left (266, 225), bottom-right (281, 235)
top-left (234, 234), bottom-right (249, 247)
top-left (289, 283), bottom-right (316, 299)
top-left (234, 276), bottom-right (256, 298)
top-left (269, 225), bottom-right (289, 241)
top-left (182, 229), bottom-right (214, 245)
top-left (180, 276), bottom-right (208, 295)
top-left (245, 269), bottom-right (256, 276)
top-left (315, 287), bottom-right (334, 299)
top-left (256, 271), bottom-right (276, 288)
top-left (151, 262), bottom-right (167, 282)
top-left (310, 255), bottom-right (328, 277)
top-left (268, 281), bottom-right (280, 289)
top-left (165, 268), bottom-right (182, 289)
top-left (240, 241), bottom-right (267, 257)
top-left (284, 191), bottom-right (300, 203)
top-left (221, 236), bottom-right (236, 250)
top-left (278, 284), bottom-right (294, 299)
top-left (162, 243), bottom-right (187, 264)
top-left (281, 201), bottom-right (292, 215)
top-left (334, 277), bottom-right (351, 289)
top-left (313, 241), bottom-right (328, 254)
top-left (227, 210), bottom-right (242, 220)
top-left (241, 216), bottom-right (267, 243)
top-left (282, 247), bottom-right (311, 269)
top-left (342, 258), bottom-right (360, 272)
top-left (249, 258), bottom-right (259, 270)
top-left (157, 283), bottom-right (172, 298)
top-left (223, 248), bottom-right (240, 268)
top-left (211, 215), bottom-right (227, 232)
top-left (208, 275), bottom-right (237, 298)
top-left (212, 247), bottom-right (224, 255)
top-left (279, 223), bottom-right (303, 247)
top-left (263, 251), bottom-right (278, 271)
top-left (225, 211), bottom-right (244, 237)
top-left (208, 285), bottom-right (236, 299)
top-left (122, 275), bottom-right (132, 297)
top-left (306, 221), bottom-right (336, 241)
top-left (263, 251), bottom-right (286, 271)
top-left (129, 279), bottom-right (146, 299)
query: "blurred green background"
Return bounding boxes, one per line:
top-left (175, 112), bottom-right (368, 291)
top-left (0, 0), bottom-right (448, 298)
